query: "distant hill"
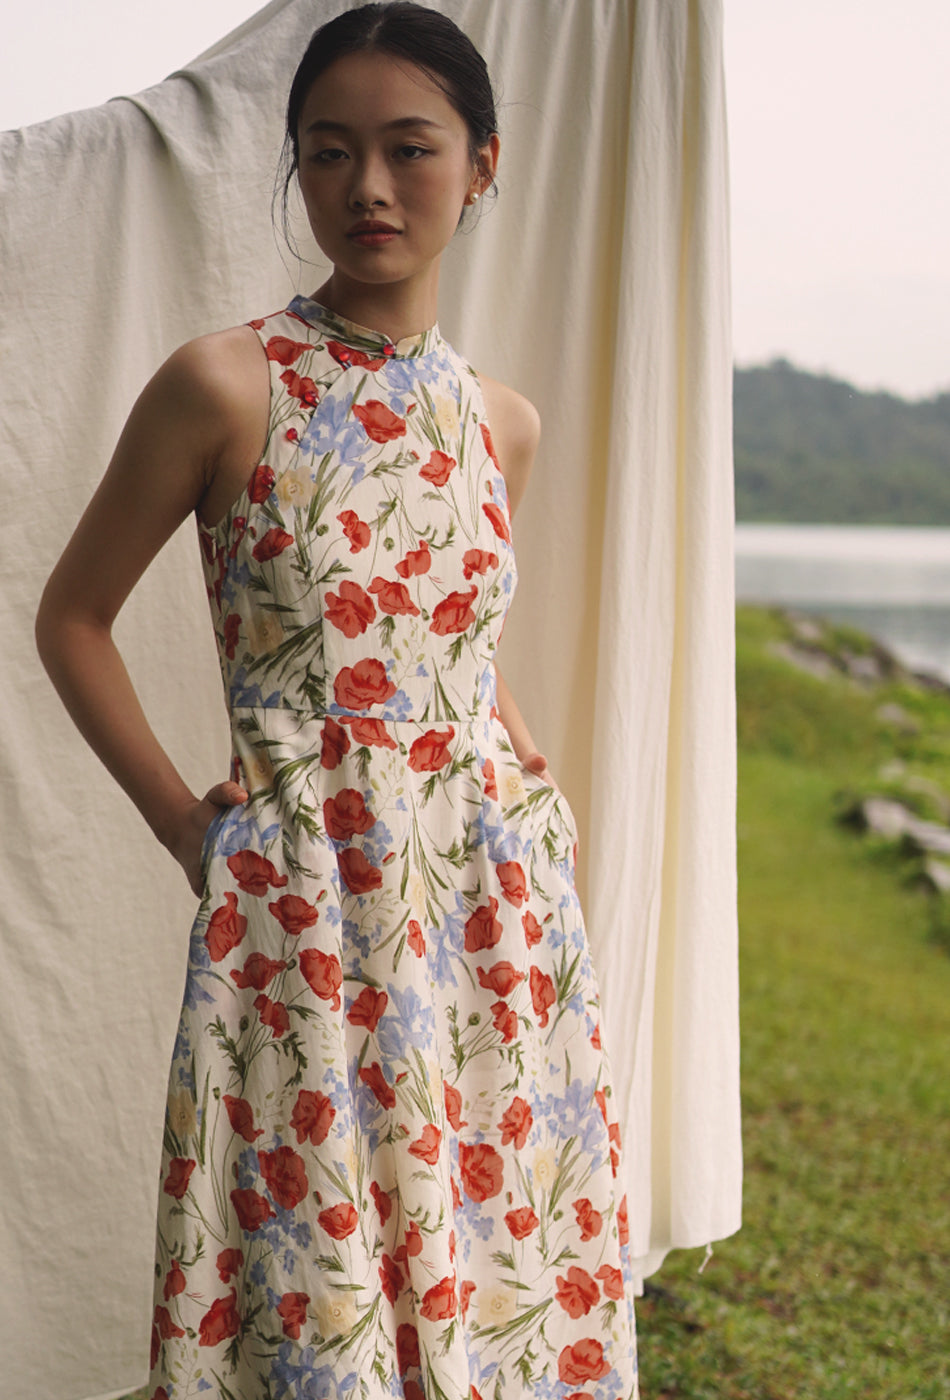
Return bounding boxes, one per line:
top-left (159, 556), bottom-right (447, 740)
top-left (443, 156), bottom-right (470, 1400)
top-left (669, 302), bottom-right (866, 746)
top-left (734, 359), bottom-right (950, 523)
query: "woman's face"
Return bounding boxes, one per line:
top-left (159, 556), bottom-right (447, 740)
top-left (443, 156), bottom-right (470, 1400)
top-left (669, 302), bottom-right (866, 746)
top-left (296, 50), bottom-right (497, 295)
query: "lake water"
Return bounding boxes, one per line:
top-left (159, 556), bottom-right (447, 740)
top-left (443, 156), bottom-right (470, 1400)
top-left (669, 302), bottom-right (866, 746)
top-left (735, 524), bottom-right (950, 682)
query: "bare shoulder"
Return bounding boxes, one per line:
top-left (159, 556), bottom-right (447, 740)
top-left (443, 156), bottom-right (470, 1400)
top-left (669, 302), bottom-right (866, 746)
top-left (157, 325), bottom-right (267, 429)
top-left (477, 374), bottom-right (541, 517)
top-left (148, 325), bottom-right (270, 525)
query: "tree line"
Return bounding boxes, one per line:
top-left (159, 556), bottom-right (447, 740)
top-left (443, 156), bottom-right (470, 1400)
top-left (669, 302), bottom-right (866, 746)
top-left (734, 359), bottom-right (950, 523)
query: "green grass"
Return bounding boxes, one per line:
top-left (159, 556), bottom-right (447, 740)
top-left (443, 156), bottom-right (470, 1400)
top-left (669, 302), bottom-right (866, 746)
top-left (636, 608), bottom-right (950, 1399)
top-left (121, 607), bottom-right (950, 1400)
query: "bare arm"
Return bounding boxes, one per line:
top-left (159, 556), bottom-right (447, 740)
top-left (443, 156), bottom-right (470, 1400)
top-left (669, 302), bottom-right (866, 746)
top-left (479, 375), bottom-right (556, 787)
top-left (35, 328), bottom-right (268, 893)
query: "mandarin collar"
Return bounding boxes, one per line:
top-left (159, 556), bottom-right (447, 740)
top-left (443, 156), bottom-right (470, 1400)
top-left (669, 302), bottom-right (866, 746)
top-left (289, 294), bottom-right (443, 360)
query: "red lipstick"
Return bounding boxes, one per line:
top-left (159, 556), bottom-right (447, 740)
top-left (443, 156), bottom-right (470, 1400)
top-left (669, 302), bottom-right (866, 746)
top-left (347, 219), bottom-right (400, 247)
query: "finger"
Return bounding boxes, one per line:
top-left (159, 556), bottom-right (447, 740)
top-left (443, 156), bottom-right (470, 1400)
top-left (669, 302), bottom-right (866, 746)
top-left (204, 780), bottom-right (249, 807)
top-left (523, 751), bottom-right (548, 773)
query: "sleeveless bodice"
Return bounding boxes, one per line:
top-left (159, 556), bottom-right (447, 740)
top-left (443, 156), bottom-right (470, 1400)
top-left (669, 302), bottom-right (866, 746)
top-left (197, 295), bottom-right (516, 723)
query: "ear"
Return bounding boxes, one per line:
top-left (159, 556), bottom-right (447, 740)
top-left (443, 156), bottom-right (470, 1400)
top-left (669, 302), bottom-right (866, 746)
top-left (468, 132), bottom-right (500, 202)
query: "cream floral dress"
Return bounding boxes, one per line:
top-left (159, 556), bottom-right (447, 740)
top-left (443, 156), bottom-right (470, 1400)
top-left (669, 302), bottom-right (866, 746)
top-left (149, 297), bottom-right (638, 1400)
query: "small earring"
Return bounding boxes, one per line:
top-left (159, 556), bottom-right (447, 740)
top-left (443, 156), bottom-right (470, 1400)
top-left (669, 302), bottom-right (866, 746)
top-left (470, 191), bottom-right (481, 203)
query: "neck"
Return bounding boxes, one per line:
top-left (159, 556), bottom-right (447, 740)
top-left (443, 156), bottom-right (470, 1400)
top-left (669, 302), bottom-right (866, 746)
top-left (313, 269), bottom-right (440, 343)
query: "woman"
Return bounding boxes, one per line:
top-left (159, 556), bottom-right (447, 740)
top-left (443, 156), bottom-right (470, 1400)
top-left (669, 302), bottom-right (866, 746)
top-left (36, 5), bottom-right (639, 1397)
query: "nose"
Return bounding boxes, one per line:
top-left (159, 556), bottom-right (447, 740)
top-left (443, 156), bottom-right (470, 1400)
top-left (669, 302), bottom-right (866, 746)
top-left (348, 152), bottom-right (393, 211)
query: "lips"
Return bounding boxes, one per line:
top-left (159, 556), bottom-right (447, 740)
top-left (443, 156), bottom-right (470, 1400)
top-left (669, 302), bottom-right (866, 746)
top-left (347, 220), bottom-right (401, 246)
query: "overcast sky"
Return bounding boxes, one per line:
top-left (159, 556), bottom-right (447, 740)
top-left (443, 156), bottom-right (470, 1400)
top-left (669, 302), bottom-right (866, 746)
top-left (2, 0), bottom-right (947, 399)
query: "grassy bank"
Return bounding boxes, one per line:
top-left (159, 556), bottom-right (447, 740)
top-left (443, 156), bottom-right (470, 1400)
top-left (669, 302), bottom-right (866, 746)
top-left (120, 607), bottom-right (950, 1400)
top-left (637, 607), bottom-right (950, 1399)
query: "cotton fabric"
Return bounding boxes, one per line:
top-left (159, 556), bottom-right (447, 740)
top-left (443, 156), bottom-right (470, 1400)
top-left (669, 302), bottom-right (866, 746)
top-left (149, 295), bottom-right (638, 1399)
top-left (0, 4), bottom-right (739, 1398)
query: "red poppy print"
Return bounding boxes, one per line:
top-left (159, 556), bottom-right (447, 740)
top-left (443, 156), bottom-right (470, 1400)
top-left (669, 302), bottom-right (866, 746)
top-left (458, 1142), bottom-right (504, 1202)
top-left (556, 1267), bottom-right (600, 1319)
top-left (154, 1305), bottom-right (185, 1340)
top-left (326, 339), bottom-right (386, 371)
top-left (279, 368), bottom-right (318, 406)
top-left (353, 399), bottom-right (406, 443)
top-left (290, 1089), bottom-right (335, 1146)
top-left (265, 335), bottom-right (311, 366)
top-left (595, 1264), bottom-right (625, 1300)
top-left (222, 1095), bottom-right (263, 1143)
top-left (325, 580), bottom-right (376, 638)
top-left (253, 993), bottom-right (290, 1038)
top-left (277, 1291), bottom-right (309, 1339)
top-left (482, 757), bottom-right (498, 799)
top-left (419, 449), bottom-right (456, 485)
top-left (408, 1123), bottom-right (442, 1165)
top-left (333, 658), bottom-right (397, 709)
top-left (523, 910), bottom-right (543, 947)
top-left (617, 1193), bottom-right (630, 1246)
top-left (421, 1275), bottom-right (457, 1321)
top-left (346, 985), bottom-right (388, 1032)
top-left (223, 612), bottom-right (241, 660)
top-left (324, 788), bottom-right (375, 840)
top-left (340, 715), bottom-right (398, 748)
top-left (491, 999), bottom-right (518, 1043)
top-left (252, 527), bottom-right (295, 562)
top-left (396, 1322), bottom-right (421, 1373)
top-left (573, 1198), bottom-right (603, 1241)
top-left (337, 508), bottom-right (371, 552)
top-left (230, 1188), bottom-right (274, 1232)
top-left (248, 462), bottom-right (276, 503)
top-left (258, 1145), bottom-right (308, 1211)
top-left (198, 1290), bottom-right (241, 1347)
top-left (370, 1180), bottom-right (392, 1224)
top-left (299, 948), bottom-right (343, 1009)
top-left (505, 1206), bottom-right (539, 1240)
top-left (462, 547), bottom-right (498, 580)
top-left (320, 716), bottom-right (351, 769)
top-left (530, 965), bottom-right (557, 1027)
top-left (444, 1082), bottom-right (467, 1131)
top-left (359, 1060), bottom-right (397, 1109)
top-left (379, 1253), bottom-right (404, 1304)
top-left (558, 1340), bottom-right (610, 1385)
top-left (368, 576), bottom-right (420, 615)
top-left (482, 500), bottom-right (511, 544)
top-left (268, 894), bottom-right (319, 936)
top-left (430, 586), bottom-right (478, 636)
top-left (163, 1157), bottom-right (196, 1200)
top-left (480, 420), bottom-right (501, 468)
top-left (497, 860), bottom-right (527, 906)
top-left (216, 1248), bottom-right (244, 1282)
top-left (590, 1022), bottom-right (602, 1049)
top-left (594, 1088), bottom-right (608, 1123)
top-left (230, 952), bottom-right (287, 990)
top-left (337, 846), bottom-right (383, 894)
top-left (476, 961), bottom-right (524, 997)
top-left (404, 1220), bottom-right (424, 1256)
top-left (394, 540), bottom-right (431, 578)
top-left (163, 1261), bottom-right (186, 1300)
top-left (497, 1096), bottom-right (533, 1149)
top-left (226, 849), bottom-right (288, 896)
top-left (205, 892), bottom-right (247, 962)
top-left (464, 897), bottom-right (502, 952)
top-left (408, 727), bottom-right (455, 772)
top-left (318, 1202), bottom-right (359, 1239)
top-left (407, 919), bottom-right (426, 956)
top-left (460, 1280), bottom-right (476, 1317)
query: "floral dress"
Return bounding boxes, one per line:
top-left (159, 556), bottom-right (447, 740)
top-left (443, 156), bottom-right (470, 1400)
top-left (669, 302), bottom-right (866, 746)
top-left (149, 297), bottom-right (638, 1400)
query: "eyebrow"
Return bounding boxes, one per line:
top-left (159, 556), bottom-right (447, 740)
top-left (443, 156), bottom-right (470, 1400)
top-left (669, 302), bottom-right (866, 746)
top-left (303, 116), bottom-right (444, 135)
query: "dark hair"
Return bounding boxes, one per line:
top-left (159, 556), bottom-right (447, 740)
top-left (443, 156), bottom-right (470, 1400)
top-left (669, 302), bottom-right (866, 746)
top-left (282, 2), bottom-right (498, 205)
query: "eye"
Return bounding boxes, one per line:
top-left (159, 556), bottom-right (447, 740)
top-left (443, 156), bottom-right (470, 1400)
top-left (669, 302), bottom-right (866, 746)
top-left (312, 147), bottom-right (348, 164)
top-left (396, 144), bottom-right (429, 161)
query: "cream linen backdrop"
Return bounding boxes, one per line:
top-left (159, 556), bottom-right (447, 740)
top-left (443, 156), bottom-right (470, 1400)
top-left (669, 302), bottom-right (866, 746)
top-left (0, 1), bottom-right (739, 1396)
